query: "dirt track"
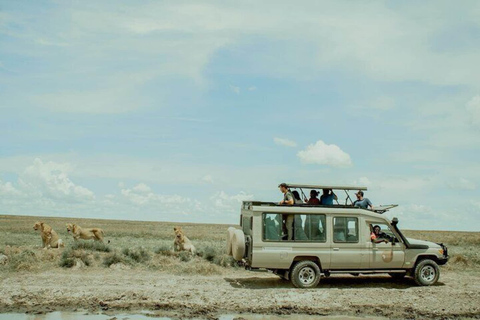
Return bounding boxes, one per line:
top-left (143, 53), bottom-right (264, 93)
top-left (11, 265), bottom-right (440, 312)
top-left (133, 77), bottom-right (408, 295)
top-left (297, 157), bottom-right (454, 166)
top-left (1, 269), bottom-right (480, 319)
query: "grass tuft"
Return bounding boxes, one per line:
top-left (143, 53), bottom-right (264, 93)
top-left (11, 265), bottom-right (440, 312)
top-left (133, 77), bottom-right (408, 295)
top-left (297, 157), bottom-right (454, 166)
top-left (8, 249), bottom-right (38, 271)
top-left (103, 252), bottom-right (130, 267)
top-left (178, 251), bottom-right (193, 262)
top-left (70, 241), bottom-right (111, 252)
top-left (59, 249), bottom-right (91, 268)
top-left (122, 247), bottom-right (150, 263)
top-left (154, 244), bottom-right (174, 256)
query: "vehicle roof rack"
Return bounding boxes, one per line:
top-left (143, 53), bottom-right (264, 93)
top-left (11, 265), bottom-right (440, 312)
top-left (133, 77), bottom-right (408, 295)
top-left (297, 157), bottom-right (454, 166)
top-left (285, 184), bottom-right (367, 191)
top-left (372, 204), bottom-right (398, 214)
top-left (242, 201), bottom-right (399, 214)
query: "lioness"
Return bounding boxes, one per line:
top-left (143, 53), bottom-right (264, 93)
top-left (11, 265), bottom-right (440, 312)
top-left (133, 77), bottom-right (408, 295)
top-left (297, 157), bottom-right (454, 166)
top-left (173, 227), bottom-right (196, 255)
top-left (33, 222), bottom-right (64, 249)
top-left (66, 223), bottom-right (105, 242)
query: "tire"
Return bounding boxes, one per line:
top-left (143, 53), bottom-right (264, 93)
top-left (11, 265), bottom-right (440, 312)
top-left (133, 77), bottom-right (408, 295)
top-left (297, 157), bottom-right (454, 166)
top-left (226, 227), bottom-right (236, 256)
top-left (414, 259), bottom-right (440, 286)
top-left (231, 229), bottom-right (245, 261)
top-left (290, 261), bottom-right (321, 288)
top-left (389, 272), bottom-right (406, 279)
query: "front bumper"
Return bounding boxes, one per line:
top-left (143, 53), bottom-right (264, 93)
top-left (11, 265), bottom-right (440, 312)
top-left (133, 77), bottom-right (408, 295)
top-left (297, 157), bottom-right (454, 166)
top-left (437, 242), bottom-right (449, 265)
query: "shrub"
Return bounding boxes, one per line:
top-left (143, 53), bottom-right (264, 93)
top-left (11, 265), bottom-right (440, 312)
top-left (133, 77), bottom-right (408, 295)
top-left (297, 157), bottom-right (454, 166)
top-left (9, 249), bottom-right (38, 271)
top-left (103, 252), bottom-right (130, 267)
top-left (197, 246), bottom-right (217, 262)
top-left (178, 251), bottom-right (193, 262)
top-left (154, 245), bottom-right (174, 256)
top-left (451, 254), bottom-right (469, 265)
top-left (213, 254), bottom-right (237, 268)
top-left (59, 249), bottom-right (91, 268)
top-left (122, 247), bottom-right (150, 263)
top-left (70, 241), bottom-right (111, 252)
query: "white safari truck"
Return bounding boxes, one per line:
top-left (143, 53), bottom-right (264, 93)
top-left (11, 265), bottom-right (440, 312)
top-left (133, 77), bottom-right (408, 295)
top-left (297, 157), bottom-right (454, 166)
top-left (226, 184), bottom-right (449, 288)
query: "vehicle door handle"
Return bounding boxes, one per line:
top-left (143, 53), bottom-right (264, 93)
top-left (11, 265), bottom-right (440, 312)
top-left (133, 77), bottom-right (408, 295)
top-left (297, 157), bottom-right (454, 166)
top-left (333, 248), bottom-right (339, 251)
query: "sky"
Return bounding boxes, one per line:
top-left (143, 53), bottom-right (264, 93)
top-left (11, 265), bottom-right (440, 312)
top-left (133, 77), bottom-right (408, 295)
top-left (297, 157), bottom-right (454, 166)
top-left (0, 1), bottom-right (479, 231)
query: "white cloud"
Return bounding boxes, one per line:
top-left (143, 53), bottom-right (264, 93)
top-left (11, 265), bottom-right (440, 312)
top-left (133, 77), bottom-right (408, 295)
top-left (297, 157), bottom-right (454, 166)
top-left (19, 158), bottom-right (95, 202)
top-left (466, 95), bottom-right (480, 127)
top-left (274, 137), bottom-right (297, 148)
top-left (0, 180), bottom-right (22, 197)
top-left (248, 86), bottom-right (257, 91)
top-left (230, 85), bottom-right (240, 94)
top-left (212, 191), bottom-right (253, 210)
top-left (353, 177), bottom-right (371, 187)
top-left (121, 183), bottom-right (190, 207)
top-left (447, 178), bottom-right (476, 190)
top-left (297, 140), bottom-right (352, 167)
top-left (202, 175), bottom-right (214, 184)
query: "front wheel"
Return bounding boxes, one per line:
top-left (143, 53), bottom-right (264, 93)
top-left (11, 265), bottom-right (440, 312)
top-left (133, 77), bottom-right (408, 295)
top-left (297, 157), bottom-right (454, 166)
top-left (290, 261), bottom-right (321, 288)
top-left (414, 259), bottom-right (440, 286)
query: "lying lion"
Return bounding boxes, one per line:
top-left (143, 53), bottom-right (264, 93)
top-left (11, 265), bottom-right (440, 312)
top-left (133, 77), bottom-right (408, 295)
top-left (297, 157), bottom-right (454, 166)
top-left (173, 226), bottom-right (196, 255)
top-left (33, 222), bottom-right (64, 249)
top-left (66, 223), bottom-right (105, 242)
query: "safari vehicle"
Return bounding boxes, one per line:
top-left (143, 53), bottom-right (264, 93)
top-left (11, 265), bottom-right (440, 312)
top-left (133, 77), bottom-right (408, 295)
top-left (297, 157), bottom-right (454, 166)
top-left (226, 184), bottom-right (449, 288)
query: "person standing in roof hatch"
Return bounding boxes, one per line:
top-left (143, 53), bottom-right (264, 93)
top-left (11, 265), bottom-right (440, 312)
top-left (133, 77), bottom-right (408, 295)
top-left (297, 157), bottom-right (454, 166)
top-left (353, 190), bottom-right (374, 210)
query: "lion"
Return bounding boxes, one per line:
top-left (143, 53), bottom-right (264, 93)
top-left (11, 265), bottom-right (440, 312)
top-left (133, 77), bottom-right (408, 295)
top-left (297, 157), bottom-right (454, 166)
top-left (66, 223), bottom-right (105, 242)
top-left (33, 222), bottom-right (64, 249)
top-left (173, 226), bottom-right (196, 255)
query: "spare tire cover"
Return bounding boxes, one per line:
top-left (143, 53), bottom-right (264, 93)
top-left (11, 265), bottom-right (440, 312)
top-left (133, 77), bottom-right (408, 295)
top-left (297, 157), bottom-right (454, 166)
top-left (232, 229), bottom-right (246, 261)
top-left (226, 227), bottom-right (236, 256)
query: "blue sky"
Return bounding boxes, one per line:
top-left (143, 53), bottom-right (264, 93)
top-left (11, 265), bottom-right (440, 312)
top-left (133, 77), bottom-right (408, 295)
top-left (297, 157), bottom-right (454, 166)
top-left (0, 1), bottom-right (479, 230)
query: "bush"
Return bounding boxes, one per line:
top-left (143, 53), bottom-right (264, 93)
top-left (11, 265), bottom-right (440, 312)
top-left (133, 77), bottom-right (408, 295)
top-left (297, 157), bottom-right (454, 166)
top-left (213, 254), bottom-right (237, 268)
top-left (178, 251), bottom-right (193, 262)
top-left (9, 249), bottom-right (38, 271)
top-left (197, 246), bottom-right (217, 262)
top-left (59, 249), bottom-right (91, 268)
top-left (154, 245), bottom-right (174, 256)
top-left (103, 252), bottom-right (130, 267)
top-left (70, 241), bottom-right (111, 252)
top-left (122, 247), bottom-right (150, 263)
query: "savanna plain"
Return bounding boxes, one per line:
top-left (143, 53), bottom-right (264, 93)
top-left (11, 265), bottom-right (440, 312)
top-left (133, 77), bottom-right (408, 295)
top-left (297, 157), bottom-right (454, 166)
top-left (0, 215), bottom-right (479, 319)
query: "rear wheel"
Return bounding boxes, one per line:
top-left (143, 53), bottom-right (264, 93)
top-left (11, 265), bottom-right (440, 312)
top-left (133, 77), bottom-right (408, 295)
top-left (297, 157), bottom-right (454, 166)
top-left (414, 259), bottom-right (440, 286)
top-left (290, 261), bottom-right (321, 288)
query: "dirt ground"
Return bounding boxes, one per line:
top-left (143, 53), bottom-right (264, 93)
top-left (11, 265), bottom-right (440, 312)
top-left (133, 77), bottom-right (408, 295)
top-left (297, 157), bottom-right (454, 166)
top-left (1, 268), bottom-right (480, 319)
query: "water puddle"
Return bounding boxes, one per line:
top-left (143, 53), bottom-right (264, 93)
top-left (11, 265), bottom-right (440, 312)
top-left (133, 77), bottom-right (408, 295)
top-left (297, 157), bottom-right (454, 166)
top-left (0, 312), bottom-right (389, 320)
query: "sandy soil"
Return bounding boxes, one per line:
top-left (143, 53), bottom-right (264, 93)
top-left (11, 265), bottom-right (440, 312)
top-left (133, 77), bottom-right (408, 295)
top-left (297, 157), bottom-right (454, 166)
top-left (1, 268), bottom-right (480, 319)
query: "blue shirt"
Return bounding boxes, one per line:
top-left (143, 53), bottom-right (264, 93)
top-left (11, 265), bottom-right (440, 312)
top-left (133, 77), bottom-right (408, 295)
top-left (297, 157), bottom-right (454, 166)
top-left (354, 198), bottom-right (372, 209)
top-left (320, 194), bottom-right (335, 205)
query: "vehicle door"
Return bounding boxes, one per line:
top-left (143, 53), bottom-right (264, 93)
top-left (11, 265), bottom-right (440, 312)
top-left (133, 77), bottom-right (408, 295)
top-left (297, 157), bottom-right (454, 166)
top-left (330, 216), bottom-right (368, 269)
top-left (367, 222), bottom-right (405, 269)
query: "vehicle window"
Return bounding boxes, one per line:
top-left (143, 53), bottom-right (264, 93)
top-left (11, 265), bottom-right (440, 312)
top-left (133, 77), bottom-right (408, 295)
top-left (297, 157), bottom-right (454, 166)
top-left (333, 217), bottom-right (358, 243)
top-left (303, 214), bottom-right (326, 241)
top-left (263, 213), bottom-right (283, 240)
top-left (242, 216), bottom-right (252, 235)
top-left (369, 223), bottom-right (397, 242)
top-left (263, 213), bottom-right (326, 242)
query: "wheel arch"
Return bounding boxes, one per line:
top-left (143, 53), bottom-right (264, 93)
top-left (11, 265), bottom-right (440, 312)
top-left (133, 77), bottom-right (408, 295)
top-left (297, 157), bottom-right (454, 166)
top-left (414, 254), bottom-right (440, 268)
top-left (290, 256), bottom-right (322, 271)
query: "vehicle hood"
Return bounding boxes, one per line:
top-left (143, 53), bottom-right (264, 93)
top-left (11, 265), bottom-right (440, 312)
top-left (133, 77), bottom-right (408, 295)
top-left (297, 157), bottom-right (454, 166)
top-left (406, 238), bottom-right (441, 249)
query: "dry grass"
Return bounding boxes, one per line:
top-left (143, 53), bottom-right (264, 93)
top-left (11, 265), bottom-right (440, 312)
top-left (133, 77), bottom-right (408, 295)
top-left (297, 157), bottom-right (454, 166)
top-left (0, 214), bottom-right (478, 274)
top-left (0, 214), bottom-right (237, 274)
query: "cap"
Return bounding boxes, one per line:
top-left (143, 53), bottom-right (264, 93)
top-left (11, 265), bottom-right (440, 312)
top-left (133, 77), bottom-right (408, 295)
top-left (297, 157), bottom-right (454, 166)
top-left (355, 190), bottom-right (364, 196)
top-left (278, 183), bottom-right (288, 188)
